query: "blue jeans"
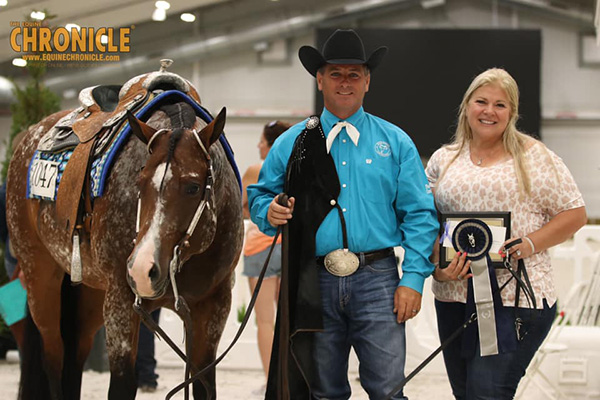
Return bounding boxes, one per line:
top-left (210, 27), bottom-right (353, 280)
top-left (435, 299), bottom-right (556, 400)
top-left (312, 255), bottom-right (408, 400)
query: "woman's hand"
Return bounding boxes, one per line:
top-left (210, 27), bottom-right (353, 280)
top-left (433, 251), bottom-right (472, 282)
top-left (501, 237), bottom-right (534, 261)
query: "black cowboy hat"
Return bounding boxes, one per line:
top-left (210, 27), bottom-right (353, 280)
top-left (298, 29), bottom-right (388, 77)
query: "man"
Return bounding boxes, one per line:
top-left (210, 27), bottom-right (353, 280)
top-left (248, 29), bottom-right (438, 400)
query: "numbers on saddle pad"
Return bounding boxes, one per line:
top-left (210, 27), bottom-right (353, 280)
top-left (30, 159), bottom-right (59, 199)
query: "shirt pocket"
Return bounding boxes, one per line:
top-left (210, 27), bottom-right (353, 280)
top-left (356, 156), bottom-right (396, 205)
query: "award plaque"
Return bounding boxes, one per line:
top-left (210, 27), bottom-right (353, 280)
top-left (439, 212), bottom-right (510, 269)
top-left (439, 211), bottom-right (511, 357)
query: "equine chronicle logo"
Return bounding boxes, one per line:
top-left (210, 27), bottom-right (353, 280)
top-left (374, 141), bottom-right (391, 157)
top-left (9, 20), bottom-right (131, 65)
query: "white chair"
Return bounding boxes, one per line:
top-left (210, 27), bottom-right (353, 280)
top-left (516, 249), bottom-right (600, 400)
top-left (515, 281), bottom-right (584, 399)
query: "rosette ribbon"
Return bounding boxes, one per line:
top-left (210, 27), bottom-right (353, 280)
top-left (452, 218), bottom-right (506, 356)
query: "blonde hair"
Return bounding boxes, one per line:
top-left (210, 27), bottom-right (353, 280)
top-left (440, 68), bottom-right (534, 196)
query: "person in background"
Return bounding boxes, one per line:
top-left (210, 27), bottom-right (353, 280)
top-left (426, 68), bottom-right (587, 399)
top-left (241, 120), bottom-right (290, 385)
top-left (0, 181), bottom-right (20, 359)
top-left (0, 182), bottom-right (17, 280)
top-left (248, 29), bottom-right (438, 399)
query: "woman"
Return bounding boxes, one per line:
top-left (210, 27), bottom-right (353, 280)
top-left (241, 120), bottom-right (291, 383)
top-left (426, 68), bottom-right (586, 399)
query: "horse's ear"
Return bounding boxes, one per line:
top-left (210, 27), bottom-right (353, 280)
top-left (127, 110), bottom-right (156, 144)
top-left (200, 107), bottom-right (226, 148)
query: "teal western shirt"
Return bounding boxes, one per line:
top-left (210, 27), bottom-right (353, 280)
top-left (247, 107), bottom-right (439, 293)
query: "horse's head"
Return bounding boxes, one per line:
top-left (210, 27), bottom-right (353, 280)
top-left (126, 104), bottom-right (226, 299)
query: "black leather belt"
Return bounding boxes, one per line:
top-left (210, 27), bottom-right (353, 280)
top-left (317, 247), bottom-right (394, 267)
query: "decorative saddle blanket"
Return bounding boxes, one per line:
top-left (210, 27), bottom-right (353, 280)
top-left (27, 90), bottom-right (241, 201)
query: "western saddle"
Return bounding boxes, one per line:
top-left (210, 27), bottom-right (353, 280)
top-left (36, 59), bottom-right (202, 282)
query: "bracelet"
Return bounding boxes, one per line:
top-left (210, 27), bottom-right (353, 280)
top-left (523, 236), bottom-right (536, 254)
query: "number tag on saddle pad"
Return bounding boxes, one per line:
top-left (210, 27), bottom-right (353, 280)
top-left (29, 158), bottom-right (60, 200)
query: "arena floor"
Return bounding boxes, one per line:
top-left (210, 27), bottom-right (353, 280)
top-left (0, 351), bottom-right (457, 399)
top-left (0, 350), bottom-right (562, 399)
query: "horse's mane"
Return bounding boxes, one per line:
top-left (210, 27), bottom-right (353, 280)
top-left (160, 102), bottom-right (196, 129)
top-left (158, 102), bottom-right (196, 192)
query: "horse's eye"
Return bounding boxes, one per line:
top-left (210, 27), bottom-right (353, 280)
top-left (185, 184), bottom-right (201, 195)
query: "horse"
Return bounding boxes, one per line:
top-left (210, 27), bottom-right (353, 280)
top-left (6, 72), bottom-right (243, 399)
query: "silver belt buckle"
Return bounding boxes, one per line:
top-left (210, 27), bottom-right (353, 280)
top-left (323, 249), bottom-right (359, 277)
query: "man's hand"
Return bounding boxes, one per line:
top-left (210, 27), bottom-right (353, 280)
top-left (393, 286), bottom-right (422, 323)
top-left (267, 194), bottom-right (295, 227)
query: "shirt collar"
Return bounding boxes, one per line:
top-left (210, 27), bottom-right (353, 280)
top-left (320, 106), bottom-right (366, 132)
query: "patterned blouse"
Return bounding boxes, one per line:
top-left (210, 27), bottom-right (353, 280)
top-left (426, 141), bottom-right (585, 309)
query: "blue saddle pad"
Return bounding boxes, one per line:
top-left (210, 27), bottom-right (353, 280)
top-left (27, 90), bottom-right (241, 200)
top-left (0, 279), bottom-right (27, 326)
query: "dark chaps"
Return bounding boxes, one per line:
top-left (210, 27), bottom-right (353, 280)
top-left (266, 117), bottom-right (341, 399)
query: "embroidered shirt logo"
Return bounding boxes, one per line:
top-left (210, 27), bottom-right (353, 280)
top-left (374, 141), bottom-right (391, 157)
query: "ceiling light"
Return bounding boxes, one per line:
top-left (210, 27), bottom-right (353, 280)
top-left (65, 24), bottom-right (81, 32)
top-left (63, 89), bottom-right (77, 99)
top-left (152, 8), bottom-right (166, 21)
top-left (205, 36), bottom-right (227, 46)
top-left (180, 13), bottom-right (195, 22)
top-left (288, 16), bottom-right (307, 25)
top-left (155, 1), bottom-right (170, 10)
top-left (30, 11), bottom-right (46, 20)
top-left (0, 1), bottom-right (8, 7)
top-left (421, 0), bottom-right (445, 9)
top-left (253, 41), bottom-right (269, 52)
top-left (12, 58), bottom-right (27, 67)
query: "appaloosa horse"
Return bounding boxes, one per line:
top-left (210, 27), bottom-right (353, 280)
top-left (6, 73), bottom-right (243, 400)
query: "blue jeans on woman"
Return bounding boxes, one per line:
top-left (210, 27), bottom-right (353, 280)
top-left (435, 299), bottom-right (555, 400)
top-left (312, 255), bottom-right (408, 400)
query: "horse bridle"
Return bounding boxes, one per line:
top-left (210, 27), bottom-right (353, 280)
top-left (132, 127), bottom-right (216, 399)
top-left (131, 130), bottom-right (297, 399)
top-left (167, 128), bottom-right (215, 309)
top-left (133, 127), bottom-right (214, 306)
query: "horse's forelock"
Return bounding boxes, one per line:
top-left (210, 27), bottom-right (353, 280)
top-left (159, 128), bottom-right (184, 192)
top-left (145, 102), bottom-right (209, 193)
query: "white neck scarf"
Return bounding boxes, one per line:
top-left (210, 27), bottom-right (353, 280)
top-left (326, 121), bottom-right (360, 154)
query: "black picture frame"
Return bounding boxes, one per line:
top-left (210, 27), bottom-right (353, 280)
top-left (439, 211), bottom-right (511, 269)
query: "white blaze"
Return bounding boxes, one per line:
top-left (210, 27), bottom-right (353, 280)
top-left (128, 163), bottom-right (170, 297)
top-left (152, 162), bottom-right (172, 190)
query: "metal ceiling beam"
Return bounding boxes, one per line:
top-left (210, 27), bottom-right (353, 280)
top-left (39, 0), bottom-right (596, 93)
top-left (497, 0), bottom-right (594, 26)
top-left (43, 0), bottom-right (417, 92)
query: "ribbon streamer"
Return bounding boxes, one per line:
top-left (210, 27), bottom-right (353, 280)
top-left (471, 256), bottom-right (499, 356)
top-left (452, 218), bottom-right (499, 357)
